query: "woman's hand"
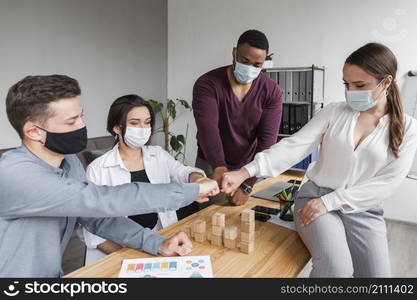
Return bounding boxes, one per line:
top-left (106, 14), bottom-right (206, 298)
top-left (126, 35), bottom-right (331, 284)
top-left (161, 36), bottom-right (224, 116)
top-left (297, 197), bottom-right (328, 226)
top-left (196, 178), bottom-right (219, 203)
top-left (221, 168), bottom-right (250, 194)
top-left (189, 172), bottom-right (205, 183)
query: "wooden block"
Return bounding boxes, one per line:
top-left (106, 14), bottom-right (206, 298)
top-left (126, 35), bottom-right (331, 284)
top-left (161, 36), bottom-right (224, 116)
top-left (241, 217), bottom-right (255, 226)
top-left (224, 238), bottom-right (236, 249)
top-left (240, 241), bottom-right (254, 254)
top-left (211, 234), bottom-right (223, 246)
top-left (192, 219), bottom-right (206, 233)
top-left (241, 208), bottom-right (255, 222)
top-left (224, 225), bottom-right (238, 239)
top-left (241, 221), bottom-right (255, 233)
top-left (194, 232), bottom-right (206, 243)
top-left (207, 230), bottom-right (212, 241)
top-left (212, 225), bottom-right (223, 236)
top-left (212, 212), bottom-right (225, 227)
top-left (241, 231), bottom-right (255, 243)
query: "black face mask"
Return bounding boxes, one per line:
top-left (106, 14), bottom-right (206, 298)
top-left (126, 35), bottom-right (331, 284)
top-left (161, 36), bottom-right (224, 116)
top-left (37, 126), bottom-right (88, 154)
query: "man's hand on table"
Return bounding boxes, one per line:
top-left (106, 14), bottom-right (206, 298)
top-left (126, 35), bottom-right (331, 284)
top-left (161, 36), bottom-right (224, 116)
top-left (158, 232), bottom-right (193, 256)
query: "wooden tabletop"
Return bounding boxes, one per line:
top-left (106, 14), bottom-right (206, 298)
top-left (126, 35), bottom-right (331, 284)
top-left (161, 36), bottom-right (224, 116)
top-left (65, 171), bottom-right (310, 278)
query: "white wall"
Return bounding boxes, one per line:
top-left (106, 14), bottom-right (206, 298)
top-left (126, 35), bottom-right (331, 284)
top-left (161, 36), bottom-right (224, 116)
top-left (0, 0), bottom-right (167, 149)
top-left (167, 0), bottom-right (417, 223)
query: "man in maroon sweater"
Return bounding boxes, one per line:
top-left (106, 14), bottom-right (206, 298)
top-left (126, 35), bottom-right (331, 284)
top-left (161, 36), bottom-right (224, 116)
top-left (193, 29), bottom-right (283, 206)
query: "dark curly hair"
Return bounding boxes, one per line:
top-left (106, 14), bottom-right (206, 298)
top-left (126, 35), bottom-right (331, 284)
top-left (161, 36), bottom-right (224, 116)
top-left (237, 29), bottom-right (269, 53)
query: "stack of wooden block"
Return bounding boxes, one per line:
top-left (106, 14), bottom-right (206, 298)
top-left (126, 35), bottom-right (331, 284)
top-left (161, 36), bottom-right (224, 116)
top-left (240, 208), bottom-right (255, 254)
top-left (211, 212), bottom-right (225, 247)
top-left (192, 219), bottom-right (206, 243)
top-left (181, 209), bottom-right (256, 255)
top-left (224, 225), bottom-right (238, 249)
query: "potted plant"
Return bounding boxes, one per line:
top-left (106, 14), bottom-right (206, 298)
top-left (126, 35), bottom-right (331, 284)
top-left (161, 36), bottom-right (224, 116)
top-left (148, 98), bottom-right (192, 162)
top-left (263, 53), bottom-right (274, 68)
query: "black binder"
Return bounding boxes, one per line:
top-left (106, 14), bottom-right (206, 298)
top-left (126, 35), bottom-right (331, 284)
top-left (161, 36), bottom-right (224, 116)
top-left (282, 104), bottom-right (290, 134)
top-left (302, 104), bottom-right (310, 127)
top-left (295, 105), bottom-right (303, 132)
top-left (289, 105), bottom-right (296, 134)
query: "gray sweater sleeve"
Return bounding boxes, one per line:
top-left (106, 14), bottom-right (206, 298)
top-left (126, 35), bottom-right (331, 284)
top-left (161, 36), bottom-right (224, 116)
top-left (78, 217), bottom-right (166, 256)
top-left (0, 161), bottom-right (199, 218)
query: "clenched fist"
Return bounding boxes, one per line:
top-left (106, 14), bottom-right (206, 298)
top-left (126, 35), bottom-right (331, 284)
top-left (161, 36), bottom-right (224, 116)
top-left (158, 232), bottom-right (193, 256)
top-left (221, 168), bottom-right (250, 194)
top-left (196, 177), bottom-right (220, 203)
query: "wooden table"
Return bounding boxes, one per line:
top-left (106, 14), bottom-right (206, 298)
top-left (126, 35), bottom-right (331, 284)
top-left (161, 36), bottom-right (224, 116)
top-left (66, 171), bottom-right (310, 278)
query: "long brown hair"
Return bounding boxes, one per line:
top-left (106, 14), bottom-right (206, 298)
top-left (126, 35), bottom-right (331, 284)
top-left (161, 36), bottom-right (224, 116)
top-left (345, 43), bottom-right (404, 158)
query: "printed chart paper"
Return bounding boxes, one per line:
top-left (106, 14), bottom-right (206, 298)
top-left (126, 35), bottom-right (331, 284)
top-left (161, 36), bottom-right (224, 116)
top-left (118, 255), bottom-right (213, 278)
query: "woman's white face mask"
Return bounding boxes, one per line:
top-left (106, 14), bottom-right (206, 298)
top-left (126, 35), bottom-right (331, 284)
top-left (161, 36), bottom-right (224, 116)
top-left (345, 79), bottom-right (387, 111)
top-left (123, 127), bottom-right (151, 149)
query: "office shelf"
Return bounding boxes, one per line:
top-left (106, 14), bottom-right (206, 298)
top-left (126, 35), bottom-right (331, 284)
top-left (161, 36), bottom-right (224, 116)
top-left (263, 64), bottom-right (325, 171)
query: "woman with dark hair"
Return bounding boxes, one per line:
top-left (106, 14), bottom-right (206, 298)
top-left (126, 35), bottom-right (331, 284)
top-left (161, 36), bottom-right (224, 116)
top-left (81, 94), bottom-right (208, 264)
top-left (221, 43), bottom-right (417, 277)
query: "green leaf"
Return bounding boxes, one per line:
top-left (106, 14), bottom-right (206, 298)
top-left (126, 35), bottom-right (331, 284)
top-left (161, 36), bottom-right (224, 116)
top-left (170, 136), bottom-right (180, 152)
top-left (177, 134), bottom-right (185, 145)
top-left (177, 99), bottom-right (191, 110)
top-left (170, 135), bottom-right (177, 150)
top-left (170, 135), bottom-right (184, 153)
top-left (148, 99), bottom-right (163, 114)
top-left (167, 99), bottom-right (176, 119)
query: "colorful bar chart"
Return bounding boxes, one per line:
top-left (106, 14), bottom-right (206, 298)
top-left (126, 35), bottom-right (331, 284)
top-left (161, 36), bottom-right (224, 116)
top-left (119, 256), bottom-right (213, 278)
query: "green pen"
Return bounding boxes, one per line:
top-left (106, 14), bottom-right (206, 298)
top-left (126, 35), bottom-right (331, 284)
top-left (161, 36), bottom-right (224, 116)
top-left (280, 202), bottom-right (293, 218)
top-left (287, 183), bottom-right (297, 201)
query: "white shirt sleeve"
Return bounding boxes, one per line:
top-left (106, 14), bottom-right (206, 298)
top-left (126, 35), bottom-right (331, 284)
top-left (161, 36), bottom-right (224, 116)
top-left (82, 227), bottom-right (106, 249)
top-left (244, 103), bottom-right (338, 178)
top-left (161, 148), bottom-right (206, 183)
top-left (85, 163), bottom-right (99, 184)
top-left (321, 123), bottom-right (417, 213)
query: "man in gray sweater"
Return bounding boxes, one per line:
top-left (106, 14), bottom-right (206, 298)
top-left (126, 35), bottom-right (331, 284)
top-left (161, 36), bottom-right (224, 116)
top-left (0, 75), bottom-right (219, 277)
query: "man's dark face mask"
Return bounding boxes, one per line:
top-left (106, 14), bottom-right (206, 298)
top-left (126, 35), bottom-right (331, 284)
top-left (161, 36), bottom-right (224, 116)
top-left (36, 125), bottom-right (88, 155)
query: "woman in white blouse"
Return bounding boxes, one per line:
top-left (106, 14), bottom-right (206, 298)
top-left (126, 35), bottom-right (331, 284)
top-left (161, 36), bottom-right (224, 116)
top-left (221, 43), bottom-right (417, 277)
top-left (81, 94), bottom-right (208, 264)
